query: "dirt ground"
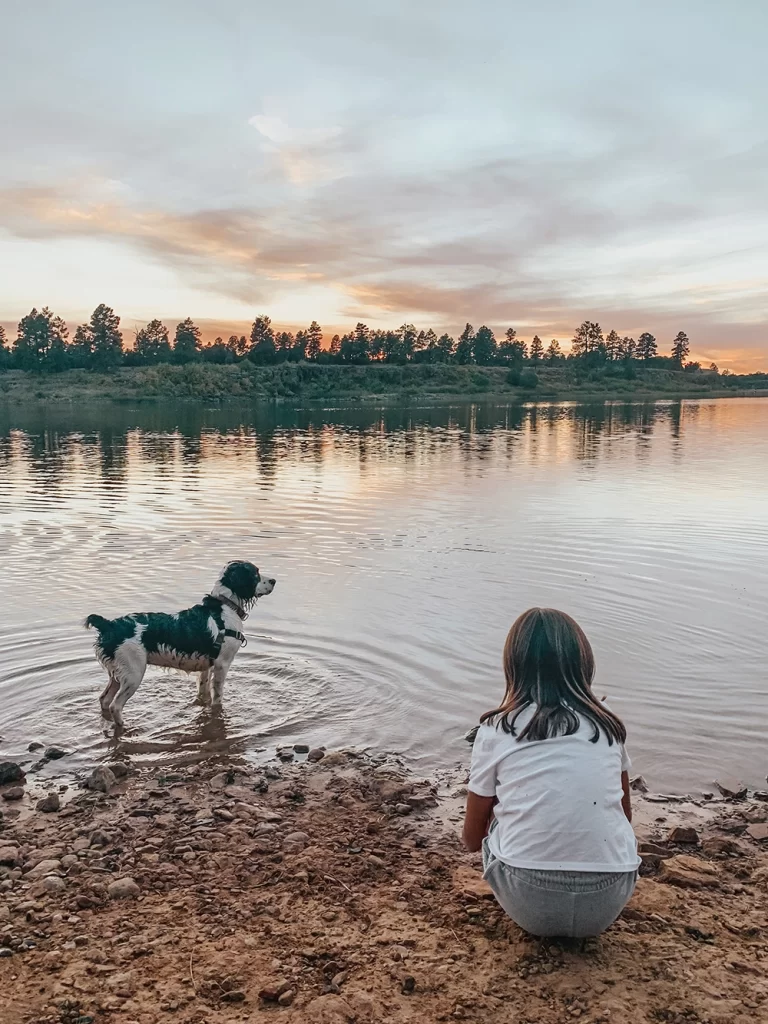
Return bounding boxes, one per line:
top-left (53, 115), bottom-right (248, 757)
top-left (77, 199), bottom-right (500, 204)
top-left (1, 751), bottom-right (767, 1024)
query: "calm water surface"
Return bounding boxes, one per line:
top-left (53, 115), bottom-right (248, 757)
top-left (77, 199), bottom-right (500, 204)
top-left (0, 397), bottom-right (766, 792)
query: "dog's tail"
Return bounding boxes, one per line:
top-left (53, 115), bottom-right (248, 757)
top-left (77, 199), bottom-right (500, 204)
top-left (84, 613), bottom-right (112, 632)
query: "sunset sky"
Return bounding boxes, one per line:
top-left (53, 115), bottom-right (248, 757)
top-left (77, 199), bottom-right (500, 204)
top-left (1, 1), bottom-right (767, 370)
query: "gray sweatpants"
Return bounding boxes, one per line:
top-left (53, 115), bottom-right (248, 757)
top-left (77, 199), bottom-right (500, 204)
top-left (482, 836), bottom-right (637, 938)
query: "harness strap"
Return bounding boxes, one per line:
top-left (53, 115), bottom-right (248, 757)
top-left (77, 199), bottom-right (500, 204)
top-left (222, 628), bottom-right (247, 647)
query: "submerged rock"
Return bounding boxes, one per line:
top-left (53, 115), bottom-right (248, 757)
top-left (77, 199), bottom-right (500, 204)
top-left (0, 762), bottom-right (24, 785)
top-left (715, 777), bottom-right (748, 801)
top-left (85, 766), bottom-right (116, 794)
top-left (43, 747), bottom-right (68, 762)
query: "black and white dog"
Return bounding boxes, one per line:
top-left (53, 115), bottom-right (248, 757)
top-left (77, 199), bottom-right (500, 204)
top-left (85, 561), bottom-right (276, 727)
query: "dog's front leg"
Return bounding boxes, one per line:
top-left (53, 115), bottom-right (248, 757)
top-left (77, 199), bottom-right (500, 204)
top-left (211, 665), bottom-right (228, 705)
top-left (197, 669), bottom-right (211, 704)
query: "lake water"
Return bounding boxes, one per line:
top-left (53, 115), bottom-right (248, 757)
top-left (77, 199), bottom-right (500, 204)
top-left (0, 397), bottom-right (766, 793)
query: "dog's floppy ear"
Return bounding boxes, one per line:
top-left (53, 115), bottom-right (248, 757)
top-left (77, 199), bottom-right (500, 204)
top-left (220, 561), bottom-right (261, 602)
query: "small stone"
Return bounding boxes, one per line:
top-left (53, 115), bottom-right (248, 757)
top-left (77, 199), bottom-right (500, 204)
top-left (1, 788), bottom-right (23, 802)
top-left (395, 803), bottom-right (413, 816)
top-left (108, 877), bottom-right (140, 900)
top-left (43, 746), bottom-right (68, 761)
top-left (293, 743), bottom-right (310, 754)
top-left (25, 859), bottom-right (62, 878)
top-left (667, 826), bottom-right (699, 845)
top-left (0, 762), bottom-right (24, 785)
top-left (27, 742), bottom-right (44, 752)
top-left (213, 807), bottom-right (234, 821)
top-left (283, 831), bottom-right (310, 853)
top-left (89, 828), bottom-right (112, 848)
top-left (110, 761), bottom-right (130, 779)
top-left (701, 836), bottom-right (744, 857)
top-left (630, 775), bottom-right (649, 793)
top-left (0, 948), bottom-right (12, 958)
top-left (659, 855), bottom-right (721, 889)
top-left (401, 975), bottom-right (416, 994)
top-left (85, 766), bottom-right (116, 794)
top-left (753, 790), bottom-right (768, 802)
top-left (36, 792), bottom-right (61, 813)
top-left (259, 978), bottom-right (292, 1001)
top-left (42, 875), bottom-right (66, 894)
top-left (278, 989), bottom-right (295, 1006)
top-left (368, 855), bottom-right (387, 869)
top-left (746, 823), bottom-right (768, 842)
top-left (307, 748), bottom-right (325, 763)
top-left (264, 766), bottom-right (283, 780)
top-left (464, 725), bottom-right (479, 745)
top-left (715, 777), bottom-right (748, 801)
top-left (0, 846), bottom-right (20, 867)
top-left (277, 747), bottom-right (294, 762)
top-left (221, 990), bottom-right (246, 1003)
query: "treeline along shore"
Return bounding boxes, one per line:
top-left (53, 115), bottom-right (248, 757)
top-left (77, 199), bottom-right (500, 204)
top-left (2, 305), bottom-right (766, 403)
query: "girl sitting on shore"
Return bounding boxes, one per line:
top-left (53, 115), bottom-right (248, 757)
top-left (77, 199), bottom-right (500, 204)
top-left (463, 608), bottom-right (640, 938)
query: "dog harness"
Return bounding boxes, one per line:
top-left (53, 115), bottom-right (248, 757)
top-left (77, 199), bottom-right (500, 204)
top-left (206, 593), bottom-right (248, 651)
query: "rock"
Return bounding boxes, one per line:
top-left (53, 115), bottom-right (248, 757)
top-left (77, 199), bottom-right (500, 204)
top-left (110, 761), bottom-right (130, 779)
top-left (715, 777), bottom-right (748, 801)
top-left (259, 978), bottom-right (292, 1001)
top-left (293, 743), bottom-right (310, 754)
top-left (453, 866), bottom-right (495, 900)
top-left (638, 841), bottom-right (669, 857)
top-left (36, 792), bottom-right (61, 813)
top-left (277, 747), bottom-right (294, 762)
top-left (0, 762), bottom-right (24, 785)
top-left (401, 975), bottom-right (416, 994)
top-left (212, 807), bottom-right (234, 822)
top-left (42, 875), bottom-right (66, 894)
top-left (43, 746), bottom-right (68, 761)
top-left (407, 792), bottom-right (437, 811)
top-left (753, 790), bottom-right (768, 802)
top-left (746, 823), bottom-right (768, 842)
top-left (307, 748), bottom-right (325, 763)
top-left (702, 836), bottom-right (744, 857)
top-left (89, 828), bottom-right (112, 848)
top-left (107, 877), bottom-right (140, 900)
top-left (283, 831), bottom-right (310, 853)
top-left (667, 826), bottom-right (699, 845)
top-left (221, 990), bottom-right (246, 1003)
top-left (1, 788), bottom-right (23, 802)
top-left (27, 742), bottom-right (43, 752)
top-left (26, 859), bottom-right (62, 878)
top-left (278, 989), bottom-right (295, 1006)
top-left (85, 766), bottom-right (116, 793)
top-left (630, 775), bottom-right (649, 793)
top-left (367, 855), bottom-right (387, 870)
top-left (395, 803), bottom-right (413, 816)
top-left (659, 855), bottom-right (721, 889)
top-left (0, 846), bottom-right (20, 867)
top-left (464, 725), bottom-right (479, 745)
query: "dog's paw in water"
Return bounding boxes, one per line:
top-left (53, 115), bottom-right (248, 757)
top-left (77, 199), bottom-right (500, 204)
top-left (464, 724), bottom-right (480, 745)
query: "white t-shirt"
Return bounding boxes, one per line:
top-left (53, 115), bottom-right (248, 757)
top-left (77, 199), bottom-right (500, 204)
top-left (469, 705), bottom-right (640, 872)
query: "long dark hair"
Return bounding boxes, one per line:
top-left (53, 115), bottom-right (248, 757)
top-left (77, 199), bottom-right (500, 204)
top-left (480, 608), bottom-right (626, 745)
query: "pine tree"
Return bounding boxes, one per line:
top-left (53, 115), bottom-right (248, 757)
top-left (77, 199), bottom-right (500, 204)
top-left (435, 333), bottom-right (454, 363)
top-left (48, 315), bottom-right (70, 372)
top-left (89, 304), bottom-right (123, 370)
top-left (671, 331), bottom-right (690, 367)
top-left (455, 323), bottom-right (475, 365)
top-left (249, 315), bottom-right (276, 364)
top-left (473, 325), bottom-right (497, 365)
top-left (70, 324), bottom-right (93, 368)
top-left (395, 324), bottom-right (417, 363)
top-left (135, 319), bottom-right (171, 364)
top-left (227, 334), bottom-right (248, 359)
top-left (622, 337), bottom-right (636, 360)
top-left (291, 330), bottom-right (307, 362)
top-left (14, 307), bottom-right (66, 372)
top-left (0, 325), bottom-right (9, 370)
top-left (307, 321), bottom-right (323, 361)
top-left (605, 329), bottom-right (621, 361)
top-left (571, 321), bottom-right (604, 359)
top-left (636, 332), bottom-right (657, 361)
top-left (529, 335), bottom-right (544, 364)
top-left (546, 339), bottom-right (562, 364)
top-left (329, 334), bottom-right (341, 359)
top-left (173, 318), bottom-right (202, 364)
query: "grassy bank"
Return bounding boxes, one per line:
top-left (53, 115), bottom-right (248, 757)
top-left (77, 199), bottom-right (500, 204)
top-left (1, 362), bottom-right (766, 405)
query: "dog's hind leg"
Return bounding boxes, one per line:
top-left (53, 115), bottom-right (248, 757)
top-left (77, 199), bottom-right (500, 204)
top-left (197, 669), bottom-right (211, 704)
top-left (108, 641), bottom-right (147, 729)
top-left (210, 665), bottom-right (229, 706)
top-left (99, 672), bottom-right (120, 717)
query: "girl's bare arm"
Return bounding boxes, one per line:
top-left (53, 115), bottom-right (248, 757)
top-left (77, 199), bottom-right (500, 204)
top-left (462, 792), bottom-right (497, 852)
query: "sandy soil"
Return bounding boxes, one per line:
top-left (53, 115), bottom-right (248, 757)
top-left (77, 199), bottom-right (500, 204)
top-left (1, 751), bottom-right (767, 1024)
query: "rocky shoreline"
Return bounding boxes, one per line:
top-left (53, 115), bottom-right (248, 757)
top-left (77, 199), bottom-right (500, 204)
top-left (1, 749), bottom-right (767, 1024)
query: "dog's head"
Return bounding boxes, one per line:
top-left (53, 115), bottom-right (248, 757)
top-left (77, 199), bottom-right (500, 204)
top-left (217, 561), bottom-right (276, 607)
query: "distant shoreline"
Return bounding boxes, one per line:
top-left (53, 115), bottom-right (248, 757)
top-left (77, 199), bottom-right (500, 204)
top-left (1, 363), bottom-right (767, 407)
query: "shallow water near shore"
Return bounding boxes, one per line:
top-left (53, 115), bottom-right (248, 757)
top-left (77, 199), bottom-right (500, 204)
top-left (0, 396), bottom-right (766, 791)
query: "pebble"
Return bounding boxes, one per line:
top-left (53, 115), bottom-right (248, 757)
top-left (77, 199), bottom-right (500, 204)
top-left (278, 989), bottom-right (295, 1006)
top-left (746, 823), bottom-right (768, 842)
top-left (111, 762), bottom-right (130, 779)
top-left (25, 859), bottom-right (63, 879)
top-left (307, 748), bottom-right (326, 763)
top-left (2, 787), bottom-right (24, 802)
top-left (0, 846), bottom-right (20, 867)
top-left (221, 990), bottom-right (246, 1003)
top-left (85, 766), bottom-right (116, 794)
top-left (89, 829), bottom-right (112, 848)
top-left (659, 855), bottom-right (721, 889)
top-left (0, 762), bottom-right (24, 785)
top-left (27, 742), bottom-right (44, 752)
top-left (630, 775), bottom-right (649, 793)
top-left (259, 978), bottom-right (292, 1001)
top-left (282, 831), bottom-right (310, 853)
top-left (42, 875), bottom-right (66, 894)
top-left (293, 743), bottom-right (310, 754)
top-left (107, 877), bottom-right (141, 900)
top-left (395, 803), bottom-right (413, 816)
top-left (36, 792), bottom-right (61, 813)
